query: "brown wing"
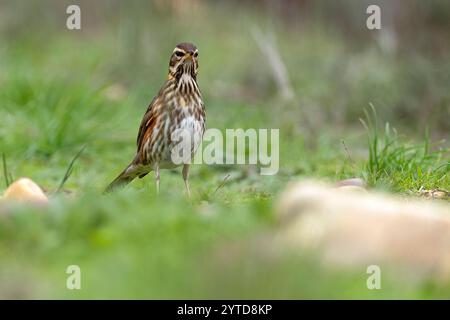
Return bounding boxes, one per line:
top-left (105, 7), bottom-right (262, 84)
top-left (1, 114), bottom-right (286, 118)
top-left (136, 94), bottom-right (158, 147)
top-left (135, 95), bottom-right (161, 163)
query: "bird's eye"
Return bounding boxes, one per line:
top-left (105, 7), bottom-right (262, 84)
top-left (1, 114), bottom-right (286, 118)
top-left (193, 52), bottom-right (198, 57)
top-left (175, 51), bottom-right (184, 57)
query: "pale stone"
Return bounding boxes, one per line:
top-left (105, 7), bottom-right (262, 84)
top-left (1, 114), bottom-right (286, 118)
top-left (2, 178), bottom-right (48, 204)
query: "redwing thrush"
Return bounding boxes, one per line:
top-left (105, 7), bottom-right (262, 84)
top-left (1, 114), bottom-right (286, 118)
top-left (105, 43), bottom-right (206, 195)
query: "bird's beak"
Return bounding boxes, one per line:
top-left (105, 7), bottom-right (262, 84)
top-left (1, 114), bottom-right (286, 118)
top-left (185, 53), bottom-right (193, 61)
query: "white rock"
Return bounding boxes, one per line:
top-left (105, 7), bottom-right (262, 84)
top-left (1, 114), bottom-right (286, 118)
top-left (276, 180), bottom-right (450, 280)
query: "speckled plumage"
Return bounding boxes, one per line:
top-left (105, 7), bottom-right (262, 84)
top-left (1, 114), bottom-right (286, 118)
top-left (106, 43), bottom-right (205, 195)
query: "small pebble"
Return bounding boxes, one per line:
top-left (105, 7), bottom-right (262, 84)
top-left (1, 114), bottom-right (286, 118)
top-left (1, 178), bottom-right (48, 204)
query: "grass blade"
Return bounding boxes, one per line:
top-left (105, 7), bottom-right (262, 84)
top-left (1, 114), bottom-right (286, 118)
top-left (55, 146), bottom-right (86, 193)
top-left (2, 153), bottom-right (12, 188)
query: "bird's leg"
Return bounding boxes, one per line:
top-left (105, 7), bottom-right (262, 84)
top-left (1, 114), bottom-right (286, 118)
top-left (182, 164), bottom-right (191, 198)
top-left (155, 163), bottom-right (160, 195)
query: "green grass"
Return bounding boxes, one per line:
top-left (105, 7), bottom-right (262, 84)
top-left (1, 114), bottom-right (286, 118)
top-left (361, 105), bottom-right (449, 192)
top-left (0, 1), bottom-right (449, 299)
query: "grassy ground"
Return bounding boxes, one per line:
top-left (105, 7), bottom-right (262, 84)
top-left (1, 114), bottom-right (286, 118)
top-left (0, 1), bottom-right (449, 298)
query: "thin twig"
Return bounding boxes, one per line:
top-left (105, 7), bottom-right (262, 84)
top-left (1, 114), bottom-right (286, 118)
top-left (213, 174), bottom-right (231, 195)
top-left (341, 139), bottom-right (355, 169)
top-left (252, 27), bottom-right (294, 102)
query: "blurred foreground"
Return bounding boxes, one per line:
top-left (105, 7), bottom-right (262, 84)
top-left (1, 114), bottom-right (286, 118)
top-left (0, 0), bottom-right (449, 299)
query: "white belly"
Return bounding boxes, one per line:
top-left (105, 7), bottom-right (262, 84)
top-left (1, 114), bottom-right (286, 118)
top-left (160, 111), bottom-right (204, 167)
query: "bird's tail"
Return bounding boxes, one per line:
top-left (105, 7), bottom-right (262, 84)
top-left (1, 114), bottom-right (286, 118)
top-left (104, 165), bottom-right (136, 193)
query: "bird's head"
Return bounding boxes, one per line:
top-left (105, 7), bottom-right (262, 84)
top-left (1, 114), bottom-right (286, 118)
top-left (168, 42), bottom-right (199, 81)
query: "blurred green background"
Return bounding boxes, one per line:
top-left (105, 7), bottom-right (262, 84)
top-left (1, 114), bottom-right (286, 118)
top-left (0, 0), bottom-right (448, 298)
